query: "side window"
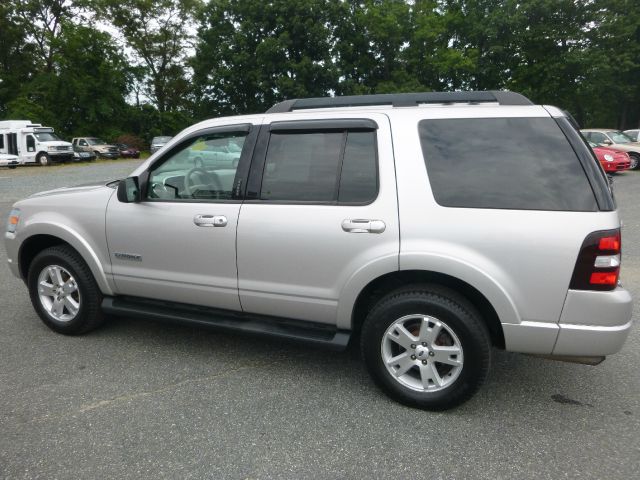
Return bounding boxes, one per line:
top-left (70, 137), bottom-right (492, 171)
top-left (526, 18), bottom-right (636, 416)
top-left (0, 134), bottom-right (4, 150)
top-left (148, 130), bottom-right (247, 201)
top-left (79, 139), bottom-right (88, 146)
top-left (259, 129), bottom-right (378, 203)
top-left (591, 132), bottom-right (607, 144)
top-left (26, 135), bottom-right (35, 152)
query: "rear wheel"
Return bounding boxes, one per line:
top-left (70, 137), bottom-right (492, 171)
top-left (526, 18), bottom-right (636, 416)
top-left (629, 153), bottom-right (639, 170)
top-left (27, 245), bottom-right (105, 335)
top-left (361, 284), bottom-right (491, 410)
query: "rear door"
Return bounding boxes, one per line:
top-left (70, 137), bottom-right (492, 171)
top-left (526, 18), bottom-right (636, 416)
top-left (236, 114), bottom-right (399, 325)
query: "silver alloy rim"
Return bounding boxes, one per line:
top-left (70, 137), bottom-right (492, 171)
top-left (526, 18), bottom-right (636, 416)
top-left (381, 314), bottom-right (464, 392)
top-left (37, 265), bottom-right (81, 322)
top-left (630, 155), bottom-right (639, 170)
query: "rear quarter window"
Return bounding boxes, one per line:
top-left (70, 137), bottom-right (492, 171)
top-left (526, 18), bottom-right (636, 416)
top-left (418, 117), bottom-right (598, 211)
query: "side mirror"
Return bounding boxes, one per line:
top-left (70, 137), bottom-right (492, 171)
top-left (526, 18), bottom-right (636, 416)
top-left (117, 177), bottom-right (141, 203)
top-left (601, 139), bottom-right (612, 145)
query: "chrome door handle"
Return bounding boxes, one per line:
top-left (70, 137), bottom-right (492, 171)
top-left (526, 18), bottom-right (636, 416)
top-left (342, 219), bottom-right (386, 234)
top-left (194, 214), bottom-right (227, 227)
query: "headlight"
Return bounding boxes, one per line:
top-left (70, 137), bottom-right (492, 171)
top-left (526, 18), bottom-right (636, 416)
top-left (7, 208), bottom-right (20, 233)
top-left (47, 146), bottom-right (56, 151)
top-left (604, 154), bottom-right (614, 162)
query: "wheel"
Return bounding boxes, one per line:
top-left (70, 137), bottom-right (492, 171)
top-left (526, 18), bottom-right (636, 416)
top-left (629, 153), bottom-right (639, 170)
top-left (94, 151), bottom-right (101, 159)
top-left (37, 152), bottom-right (51, 166)
top-left (8, 165), bottom-right (17, 169)
top-left (360, 284), bottom-right (491, 410)
top-left (27, 245), bottom-right (105, 335)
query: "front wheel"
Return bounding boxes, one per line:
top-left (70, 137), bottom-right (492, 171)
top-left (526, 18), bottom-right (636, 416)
top-left (37, 152), bottom-right (51, 166)
top-left (28, 245), bottom-right (105, 335)
top-left (361, 285), bottom-right (491, 410)
top-left (629, 153), bottom-right (639, 170)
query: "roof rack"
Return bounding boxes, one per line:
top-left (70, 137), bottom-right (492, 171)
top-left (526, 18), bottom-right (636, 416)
top-left (266, 90), bottom-right (533, 113)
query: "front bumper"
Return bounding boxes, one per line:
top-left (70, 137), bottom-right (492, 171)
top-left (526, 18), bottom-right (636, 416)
top-left (4, 232), bottom-right (21, 279)
top-left (99, 152), bottom-right (119, 159)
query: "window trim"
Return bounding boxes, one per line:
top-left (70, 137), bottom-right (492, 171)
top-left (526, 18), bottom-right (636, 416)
top-left (142, 123), bottom-right (257, 204)
top-left (245, 122), bottom-right (380, 206)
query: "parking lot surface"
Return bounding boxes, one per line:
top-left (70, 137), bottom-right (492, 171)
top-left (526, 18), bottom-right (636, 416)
top-left (1, 161), bottom-right (638, 479)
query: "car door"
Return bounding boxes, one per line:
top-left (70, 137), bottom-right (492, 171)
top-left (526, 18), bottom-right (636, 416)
top-left (236, 115), bottom-right (399, 325)
top-left (23, 134), bottom-right (37, 163)
top-left (106, 124), bottom-right (258, 311)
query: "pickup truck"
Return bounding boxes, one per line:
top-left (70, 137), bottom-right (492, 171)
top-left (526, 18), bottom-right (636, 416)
top-left (71, 137), bottom-right (119, 159)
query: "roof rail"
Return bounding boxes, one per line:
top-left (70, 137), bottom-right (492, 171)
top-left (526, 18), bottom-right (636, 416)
top-left (266, 90), bottom-right (533, 113)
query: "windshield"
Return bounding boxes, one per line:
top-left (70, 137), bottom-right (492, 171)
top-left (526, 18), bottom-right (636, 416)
top-left (86, 138), bottom-right (106, 145)
top-left (34, 132), bottom-right (61, 142)
top-left (607, 131), bottom-right (633, 144)
top-left (152, 136), bottom-right (172, 144)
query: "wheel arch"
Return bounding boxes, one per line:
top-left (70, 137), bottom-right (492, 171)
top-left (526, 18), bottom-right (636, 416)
top-left (18, 229), bottom-right (113, 296)
top-left (350, 270), bottom-right (507, 349)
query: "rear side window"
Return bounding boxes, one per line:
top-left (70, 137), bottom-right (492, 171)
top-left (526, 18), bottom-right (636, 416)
top-left (260, 130), bottom-right (378, 203)
top-left (419, 118), bottom-right (597, 211)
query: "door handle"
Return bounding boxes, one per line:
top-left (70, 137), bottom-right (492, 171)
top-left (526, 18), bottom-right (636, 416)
top-left (194, 214), bottom-right (227, 227)
top-left (342, 219), bottom-right (386, 234)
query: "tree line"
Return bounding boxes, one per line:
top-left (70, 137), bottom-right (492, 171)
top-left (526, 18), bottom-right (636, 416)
top-left (1, 0), bottom-right (638, 145)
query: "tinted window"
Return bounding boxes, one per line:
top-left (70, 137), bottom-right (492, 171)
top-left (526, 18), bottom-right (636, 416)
top-left (261, 132), bottom-right (343, 201)
top-left (0, 134), bottom-right (4, 149)
top-left (419, 117), bottom-right (597, 211)
top-left (26, 135), bottom-right (35, 152)
top-left (338, 131), bottom-right (378, 203)
top-left (590, 132), bottom-right (607, 144)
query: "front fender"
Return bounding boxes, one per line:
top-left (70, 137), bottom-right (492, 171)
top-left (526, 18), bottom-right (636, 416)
top-left (14, 214), bottom-right (115, 296)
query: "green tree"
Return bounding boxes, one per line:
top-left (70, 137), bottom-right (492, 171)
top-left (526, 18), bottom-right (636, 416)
top-left (192, 0), bottom-right (342, 116)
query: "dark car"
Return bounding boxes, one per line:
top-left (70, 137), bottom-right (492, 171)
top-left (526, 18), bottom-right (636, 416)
top-left (72, 145), bottom-right (96, 162)
top-left (116, 144), bottom-right (141, 159)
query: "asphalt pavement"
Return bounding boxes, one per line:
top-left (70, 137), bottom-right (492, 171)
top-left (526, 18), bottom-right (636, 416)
top-left (0, 160), bottom-right (638, 479)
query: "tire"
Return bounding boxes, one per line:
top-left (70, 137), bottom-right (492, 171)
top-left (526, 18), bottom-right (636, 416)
top-left (27, 245), bottom-right (105, 335)
top-left (37, 152), bottom-right (51, 166)
top-left (94, 151), bottom-right (101, 159)
top-left (360, 284), bottom-right (491, 410)
top-left (629, 153), bottom-right (639, 170)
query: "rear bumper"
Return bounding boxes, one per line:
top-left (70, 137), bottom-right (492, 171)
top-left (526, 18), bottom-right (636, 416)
top-left (503, 287), bottom-right (633, 356)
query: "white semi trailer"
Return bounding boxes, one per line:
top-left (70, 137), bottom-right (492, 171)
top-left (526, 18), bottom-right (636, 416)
top-left (0, 120), bottom-right (73, 166)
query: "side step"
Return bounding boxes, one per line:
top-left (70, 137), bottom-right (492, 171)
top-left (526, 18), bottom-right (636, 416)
top-left (102, 296), bottom-right (351, 350)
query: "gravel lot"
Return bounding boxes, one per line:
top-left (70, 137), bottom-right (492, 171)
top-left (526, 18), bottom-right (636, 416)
top-left (1, 160), bottom-right (638, 479)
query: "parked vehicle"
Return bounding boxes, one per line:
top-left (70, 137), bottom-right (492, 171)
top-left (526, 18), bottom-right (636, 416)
top-left (72, 145), bottom-right (96, 162)
top-left (71, 137), bottom-right (119, 159)
top-left (5, 91), bottom-right (633, 410)
top-left (0, 120), bottom-right (73, 166)
top-left (623, 129), bottom-right (640, 142)
top-left (189, 136), bottom-right (242, 169)
top-left (0, 153), bottom-right (20, 168)
top-left (150, 136), bottom-right (172, 154)
top-left (116, 144), bottom-right (141, 159)
top-left (589, 142), bottom-right (631, 173)
top-left (581, 129), bottom-right (640, 170)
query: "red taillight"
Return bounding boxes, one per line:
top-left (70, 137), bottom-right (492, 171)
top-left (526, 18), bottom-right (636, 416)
top-left (598, 234), bottom-right (620, 251)
top-left (570, 228), bottom-right (621, 291)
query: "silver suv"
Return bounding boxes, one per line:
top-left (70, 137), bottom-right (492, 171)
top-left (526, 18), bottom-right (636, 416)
top-left (4, 91), bottom-right (633, 409)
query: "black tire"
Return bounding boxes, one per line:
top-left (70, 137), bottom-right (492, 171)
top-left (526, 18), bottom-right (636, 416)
top-left (27, 245), bottom-right (105, 335)
top-left (37, 152), bottom-right (51, 166)
top-left (360, 284), bottom-right (491, 410)
top-left (629, 153), bottom-right (639, 170)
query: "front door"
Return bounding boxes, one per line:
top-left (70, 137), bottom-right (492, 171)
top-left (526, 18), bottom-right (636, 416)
top-left (106, 124), bottom-right (257, 311)
top-left (22, 134), bottom-right (37, 163)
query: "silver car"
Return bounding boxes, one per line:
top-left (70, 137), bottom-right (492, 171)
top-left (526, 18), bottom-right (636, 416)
top-left (150, 136), bottom-right (173, 154)
top-left (4, 91), bottom-right (633, 410)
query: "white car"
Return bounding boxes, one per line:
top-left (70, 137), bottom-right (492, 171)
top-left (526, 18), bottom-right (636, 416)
top-left (0, 153), bottom-right (20, 169)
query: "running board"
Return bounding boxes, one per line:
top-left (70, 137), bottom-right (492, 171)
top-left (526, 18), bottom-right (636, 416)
top-left (102, 296), bottom-right (351, 350)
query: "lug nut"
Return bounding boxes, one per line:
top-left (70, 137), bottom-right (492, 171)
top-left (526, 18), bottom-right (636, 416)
top-left (429, 351), bottom-right (435, 357)
top-left (410, 344), bottom-right (416, 349)
top-left (422, 360), bottom-right (427, 365)
top-left (422, 342), bottom-right (427, 347)
top-left (411, 355), bottom-right (416, 360)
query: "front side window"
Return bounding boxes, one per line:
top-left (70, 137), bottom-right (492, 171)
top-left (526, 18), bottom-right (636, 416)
top-left (589, 132), bottom-right (607, 144)
top-left (607, 131), bottom-right (632, 144)
top-left (419, 117), bottom-right (597, 211)
top-left (260, 130), bottom-right (378, 203)
top-left (26, 135), bottom-right (35, 152)
top-left (147, 131), bottom-right (247, 201)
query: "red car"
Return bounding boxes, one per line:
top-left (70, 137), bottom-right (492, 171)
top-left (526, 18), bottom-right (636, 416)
top-left (116, 144), bottom-right (141, 159)
top-left (590, 142), bottom-right (631, 173)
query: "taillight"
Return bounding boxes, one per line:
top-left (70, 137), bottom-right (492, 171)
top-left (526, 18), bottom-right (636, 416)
top-left (570, 229), bottom-right (621, 291)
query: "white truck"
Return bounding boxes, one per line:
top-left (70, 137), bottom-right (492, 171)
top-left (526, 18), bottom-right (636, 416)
top-left (0, 120), bottom-right (74, 166)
